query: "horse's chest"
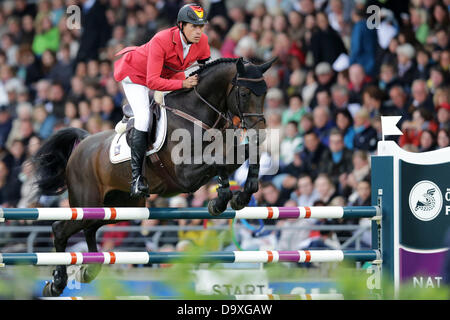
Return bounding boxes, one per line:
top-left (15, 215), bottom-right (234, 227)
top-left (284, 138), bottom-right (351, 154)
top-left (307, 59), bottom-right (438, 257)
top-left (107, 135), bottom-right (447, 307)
top-left (176, 164), bottom-right (217, 190)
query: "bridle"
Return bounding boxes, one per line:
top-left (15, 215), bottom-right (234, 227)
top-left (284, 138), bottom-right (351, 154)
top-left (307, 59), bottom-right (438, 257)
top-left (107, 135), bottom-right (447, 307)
top-left (192, 73), bottom-right (266, 131)
top-left (230, 74), bottom-right (266, 130)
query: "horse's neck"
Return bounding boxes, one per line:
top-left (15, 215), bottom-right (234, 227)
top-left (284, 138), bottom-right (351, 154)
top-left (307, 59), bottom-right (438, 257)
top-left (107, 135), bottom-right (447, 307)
top-left (184, 70), bottom-right (233, 121)
top-left (197, 79), bottom-right (229, 110)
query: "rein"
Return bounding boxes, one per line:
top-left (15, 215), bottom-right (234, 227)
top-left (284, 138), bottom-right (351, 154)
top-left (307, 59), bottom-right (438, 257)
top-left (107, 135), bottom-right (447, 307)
top-left (161, 69), bottom-right (267, 132)
top-left (163, 62), bottom-right (202, 73)
top-left (194, 87), bottom-right (231, 129)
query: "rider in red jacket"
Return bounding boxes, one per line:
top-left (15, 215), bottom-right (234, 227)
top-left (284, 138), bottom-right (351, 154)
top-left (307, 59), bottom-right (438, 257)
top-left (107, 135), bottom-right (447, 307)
top-left (113, 3), bottom-right (210, 198)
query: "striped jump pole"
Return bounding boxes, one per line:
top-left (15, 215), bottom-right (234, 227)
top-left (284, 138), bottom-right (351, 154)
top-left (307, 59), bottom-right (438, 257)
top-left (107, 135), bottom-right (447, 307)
top-left (0, 250), bottom-right (379, 266)
top-left (0, 206), bottom-right (380, 221)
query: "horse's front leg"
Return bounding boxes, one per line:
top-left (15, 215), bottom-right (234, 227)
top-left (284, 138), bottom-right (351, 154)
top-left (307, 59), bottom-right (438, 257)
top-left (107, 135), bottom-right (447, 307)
top-left (230, 136), bottom-right (261, 210)
top-left (230, 162), bottom-right (260, 210)
top-left (208, 167), bottom-right (233, 216)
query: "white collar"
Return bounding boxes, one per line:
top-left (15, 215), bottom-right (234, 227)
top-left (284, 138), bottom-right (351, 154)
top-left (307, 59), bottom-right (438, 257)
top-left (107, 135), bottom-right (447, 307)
top-left (180, 31), bottom-right (191, 49)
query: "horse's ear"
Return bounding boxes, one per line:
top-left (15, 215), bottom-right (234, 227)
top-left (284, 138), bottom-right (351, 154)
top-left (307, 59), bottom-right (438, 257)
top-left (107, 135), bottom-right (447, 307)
top-left (236, 57), bottom-right (245, 74)
top-left (259, 57), bottom-right (278, 74)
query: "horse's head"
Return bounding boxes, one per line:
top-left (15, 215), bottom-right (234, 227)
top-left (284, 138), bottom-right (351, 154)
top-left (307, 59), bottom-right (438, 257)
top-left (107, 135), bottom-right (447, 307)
top-left (227, 57), bottom-right (277, 134)
top-left (187, 57), bottom-right (277, 142)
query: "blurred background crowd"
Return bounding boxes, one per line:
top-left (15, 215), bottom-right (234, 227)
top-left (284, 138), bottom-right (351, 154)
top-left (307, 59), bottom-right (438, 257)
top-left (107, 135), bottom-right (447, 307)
top-left (0, 0), bottom-right (448, 261)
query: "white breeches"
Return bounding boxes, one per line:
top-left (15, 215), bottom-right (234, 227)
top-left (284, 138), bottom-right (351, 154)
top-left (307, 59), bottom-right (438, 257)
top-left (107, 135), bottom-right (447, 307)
top-left (121, 76), bottom-right (150, 132)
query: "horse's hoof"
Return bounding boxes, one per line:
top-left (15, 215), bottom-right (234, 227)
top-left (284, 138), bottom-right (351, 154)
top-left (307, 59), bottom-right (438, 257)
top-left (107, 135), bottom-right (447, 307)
top-left (78, 265), bottom-right (102, 283)
top-left (42, 282), bottom-right (53, 297)
top-left (42, 281), bottom-right (62, 297)
top-left (208, 199), bottom-right (224, 216)
top-left (230, 191), bottom-right (249, 210)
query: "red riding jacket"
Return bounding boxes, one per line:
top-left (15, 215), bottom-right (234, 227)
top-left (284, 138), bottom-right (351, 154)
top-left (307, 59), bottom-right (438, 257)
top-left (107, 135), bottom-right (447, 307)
top-left (113, 26), bottom-right (210, 91)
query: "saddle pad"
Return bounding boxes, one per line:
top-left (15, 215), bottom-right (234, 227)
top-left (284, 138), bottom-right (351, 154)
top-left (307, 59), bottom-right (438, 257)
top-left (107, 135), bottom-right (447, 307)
top-left (109, 104), bottom-right (167, 164)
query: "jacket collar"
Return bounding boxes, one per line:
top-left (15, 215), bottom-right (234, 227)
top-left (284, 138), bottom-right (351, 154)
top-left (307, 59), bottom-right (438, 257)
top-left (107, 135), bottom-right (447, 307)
top-left (172, 27), bottom-right (185, 63)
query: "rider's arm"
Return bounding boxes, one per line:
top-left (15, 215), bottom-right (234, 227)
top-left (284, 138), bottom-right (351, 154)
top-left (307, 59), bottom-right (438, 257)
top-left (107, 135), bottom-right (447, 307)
top-left (146, 39), bottom-right (184, 91)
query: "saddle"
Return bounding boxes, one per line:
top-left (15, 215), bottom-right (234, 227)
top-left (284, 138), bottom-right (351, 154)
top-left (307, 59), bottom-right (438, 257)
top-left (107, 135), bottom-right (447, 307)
top-left (114, 94), bottom-right (183, 191)
top-left (119, 99), bottom-right (161, 150)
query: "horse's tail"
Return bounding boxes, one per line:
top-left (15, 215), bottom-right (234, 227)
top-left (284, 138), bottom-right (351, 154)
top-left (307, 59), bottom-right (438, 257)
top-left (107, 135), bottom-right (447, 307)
top-left (33, 127), bottom-right (90, 196)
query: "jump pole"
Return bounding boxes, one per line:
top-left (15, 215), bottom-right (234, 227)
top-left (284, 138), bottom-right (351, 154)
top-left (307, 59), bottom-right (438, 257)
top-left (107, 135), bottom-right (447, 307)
top-left (0, 206), bottom-right (379, 221)
top-left (0, 250), bottom-right (379, 266)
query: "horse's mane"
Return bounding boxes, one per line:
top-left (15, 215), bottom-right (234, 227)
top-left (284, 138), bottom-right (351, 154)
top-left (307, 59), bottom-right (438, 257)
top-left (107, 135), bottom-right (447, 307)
top-left (188, 58), bottom-right (238, 77)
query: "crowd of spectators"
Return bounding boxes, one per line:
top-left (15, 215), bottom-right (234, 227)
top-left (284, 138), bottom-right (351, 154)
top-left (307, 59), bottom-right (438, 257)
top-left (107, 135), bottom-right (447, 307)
top-left (0, 0), bottom-right (448, 264)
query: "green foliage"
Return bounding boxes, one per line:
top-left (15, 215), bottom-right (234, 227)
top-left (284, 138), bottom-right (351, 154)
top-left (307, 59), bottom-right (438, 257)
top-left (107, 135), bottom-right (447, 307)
top-left (94, 267), bottom-right (133, 299)
top-left (0, 266), bottom-right (36, 299)
top-left (1, 249), bottom-right (448, 300)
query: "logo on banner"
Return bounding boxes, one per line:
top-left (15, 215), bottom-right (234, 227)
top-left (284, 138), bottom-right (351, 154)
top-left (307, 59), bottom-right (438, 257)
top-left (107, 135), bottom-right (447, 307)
top-left (409, 180), bottom-right (443, 221)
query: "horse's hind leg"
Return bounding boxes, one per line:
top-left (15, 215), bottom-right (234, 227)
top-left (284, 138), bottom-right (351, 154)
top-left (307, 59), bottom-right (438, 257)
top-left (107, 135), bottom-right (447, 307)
top-left (77, 221), bottom-right (107, 284)
top-left (43, 183), bottom-right (103, 297)
top-left (42, 220), bottom-right (88, 297)
top-left (78, 191), bottom-right (145, 284)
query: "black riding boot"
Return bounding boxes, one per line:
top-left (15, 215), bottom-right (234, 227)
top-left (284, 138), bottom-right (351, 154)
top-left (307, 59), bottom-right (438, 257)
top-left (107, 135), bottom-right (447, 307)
top-left (130, 128), bottom-right (150, 198)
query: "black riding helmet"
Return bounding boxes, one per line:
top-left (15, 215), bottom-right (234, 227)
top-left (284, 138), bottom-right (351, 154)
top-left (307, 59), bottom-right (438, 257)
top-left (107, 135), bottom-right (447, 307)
top-left (177, 3), bottom-right (208, 25)
top-left (177, 3), bottom-right (208, 44)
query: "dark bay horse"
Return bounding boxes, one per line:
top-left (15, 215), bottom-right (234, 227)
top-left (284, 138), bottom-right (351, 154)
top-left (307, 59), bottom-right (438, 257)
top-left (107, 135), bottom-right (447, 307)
top-left (33, 57), bottom-right (277, 296)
